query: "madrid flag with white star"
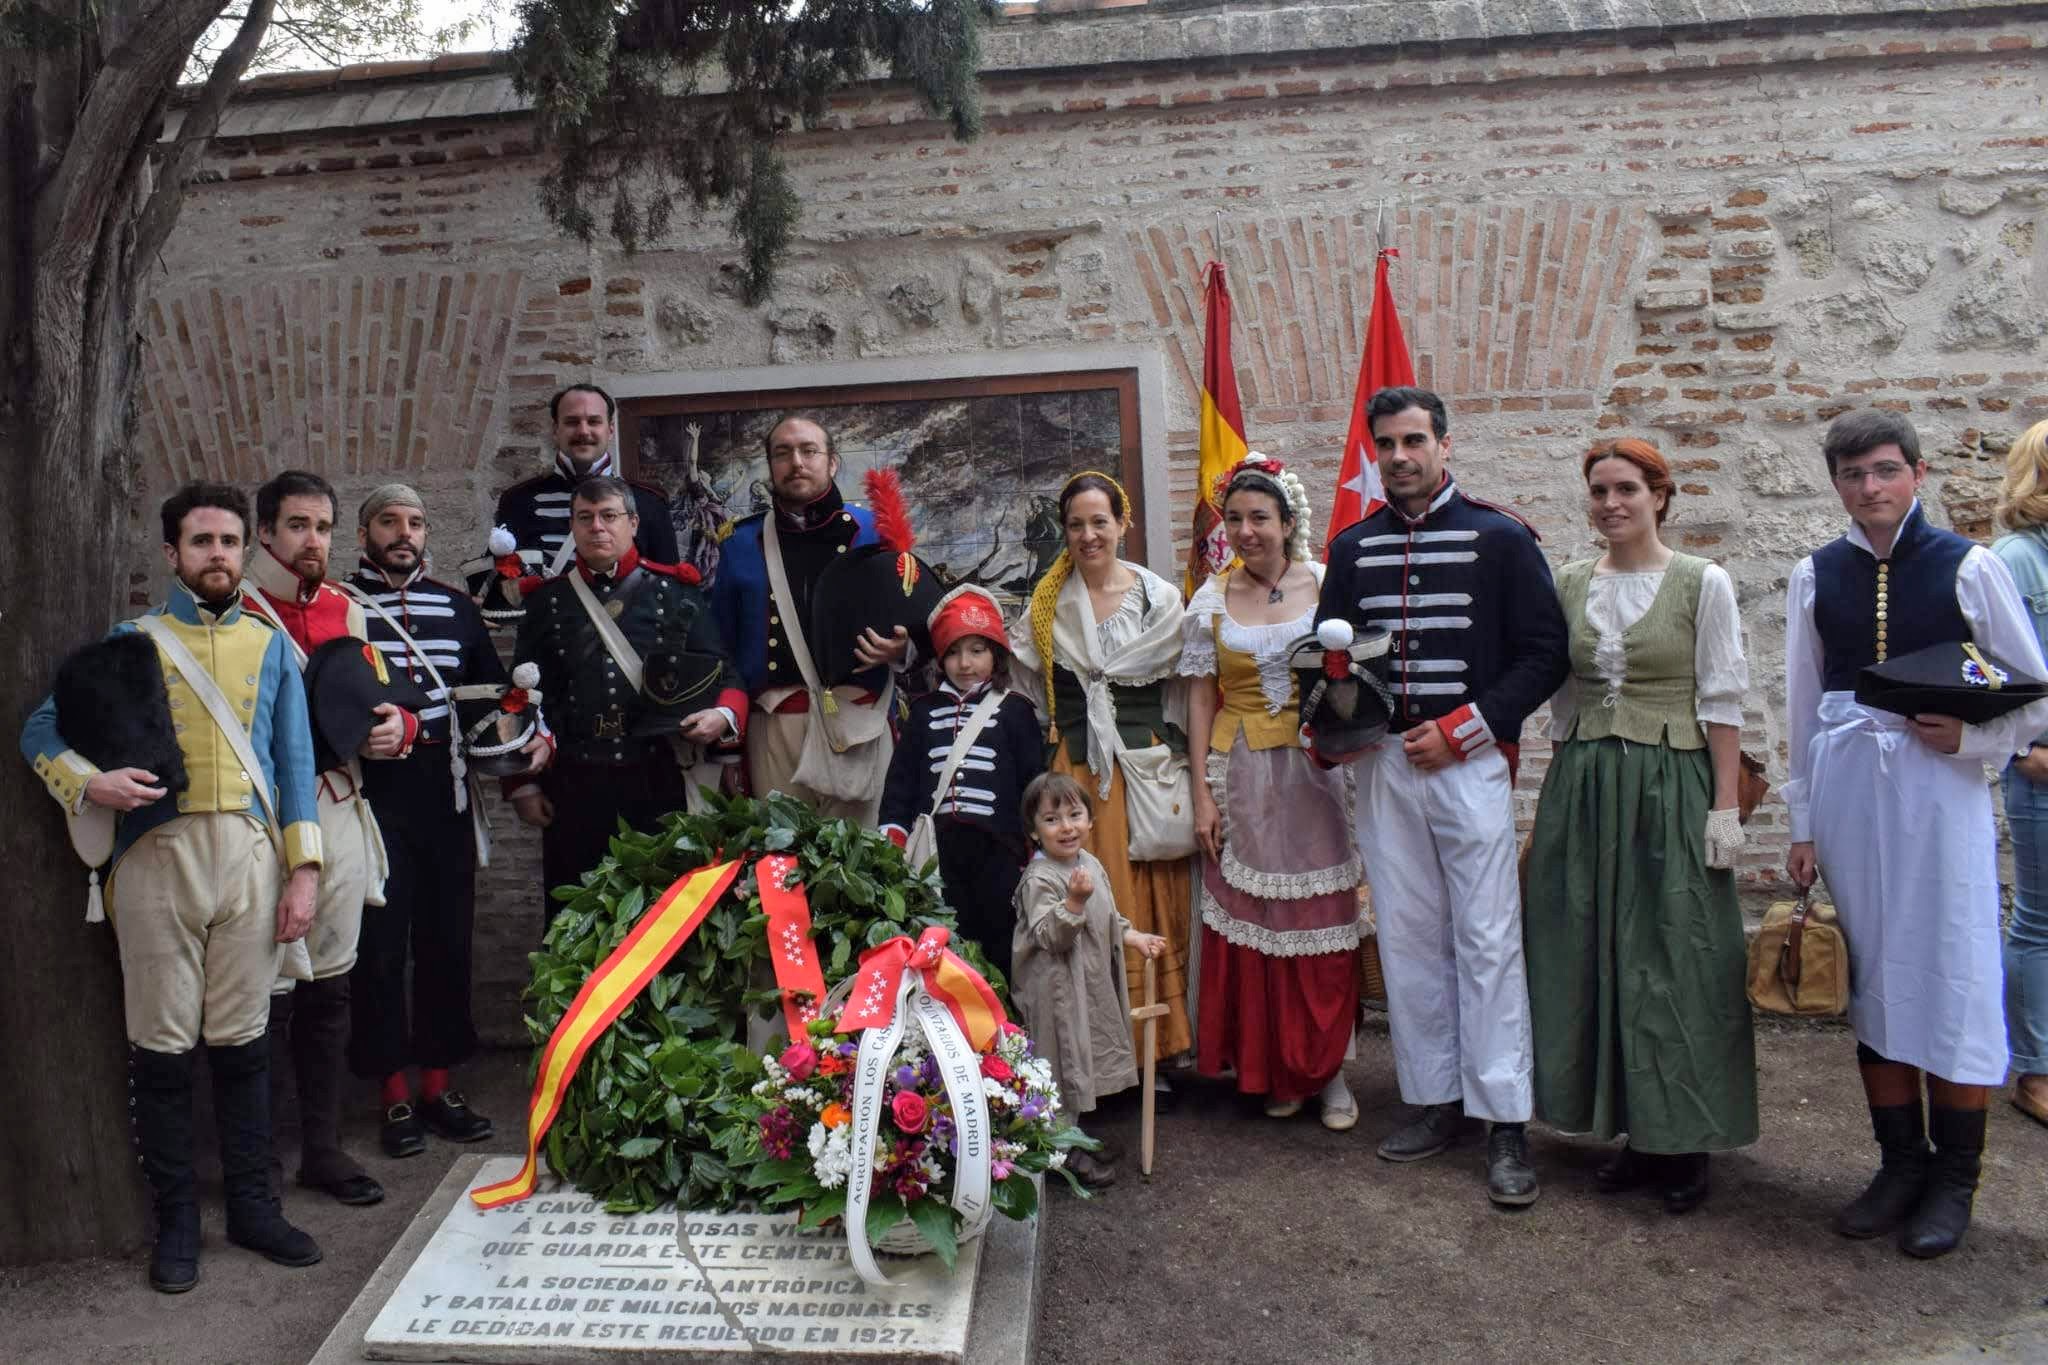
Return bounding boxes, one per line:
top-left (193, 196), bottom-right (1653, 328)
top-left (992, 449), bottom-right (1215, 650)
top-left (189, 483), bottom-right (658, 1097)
top-left (1325, 247), bottom-right (1416, 557)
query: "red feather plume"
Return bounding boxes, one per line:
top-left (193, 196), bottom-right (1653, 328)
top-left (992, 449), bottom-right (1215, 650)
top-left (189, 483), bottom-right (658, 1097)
top-left (865, 467), bottom-right (915, 554)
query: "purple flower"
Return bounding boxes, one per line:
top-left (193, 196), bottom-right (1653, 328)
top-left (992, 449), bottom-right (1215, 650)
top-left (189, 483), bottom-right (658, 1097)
top-left (895, 1064), bottom-right (918, 1088)
top-left (919, 1055), bottom-right (941, 1086)
top-left (1018, 1099), bottom-right (1042, 1121)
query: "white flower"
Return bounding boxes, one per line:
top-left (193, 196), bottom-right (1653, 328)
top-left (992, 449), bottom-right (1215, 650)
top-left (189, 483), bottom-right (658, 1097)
top-left (982, 1078), bottom-right (1015, 1108)
top-left (811, 1123), bottom-right (853, 1190)
top-left (1047, 1152), bottom-right (1067, 1171)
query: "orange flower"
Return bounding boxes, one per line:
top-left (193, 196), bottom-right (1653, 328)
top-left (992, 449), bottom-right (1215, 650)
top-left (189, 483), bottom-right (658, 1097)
top-left (821, 1102), bottom-right (851, 1130)
top-left (818, 1054), bottom-right (850, 1077)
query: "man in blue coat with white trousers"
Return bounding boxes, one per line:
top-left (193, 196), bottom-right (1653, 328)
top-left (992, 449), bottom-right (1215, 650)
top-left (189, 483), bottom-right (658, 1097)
top-left (710, 413), bottom-right (912, 826)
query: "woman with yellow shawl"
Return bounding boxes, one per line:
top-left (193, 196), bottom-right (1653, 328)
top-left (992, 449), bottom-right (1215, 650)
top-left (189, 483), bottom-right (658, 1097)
top-left (1010, 471), bottom-right (1194, 1063)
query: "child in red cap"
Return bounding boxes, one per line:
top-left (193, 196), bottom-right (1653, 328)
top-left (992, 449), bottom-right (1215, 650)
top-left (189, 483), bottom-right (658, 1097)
top-left (880, 585), bottom-right (1044, 979)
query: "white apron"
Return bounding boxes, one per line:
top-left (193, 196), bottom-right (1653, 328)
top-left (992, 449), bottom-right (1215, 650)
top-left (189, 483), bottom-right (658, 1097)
top-left (1807, 693), bottom-right (2007, 1084)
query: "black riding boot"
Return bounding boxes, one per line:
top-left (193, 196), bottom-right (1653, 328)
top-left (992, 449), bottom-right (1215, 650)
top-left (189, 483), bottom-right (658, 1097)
top-left (1901, 1105), bottom-right (1987, 1259)
top-left (208, 1038), bottom-right (322, 1267)
top-left (1834, 1102), bottom-right (1930, 1239)
top-left (290, 977), bottom-right (381, 1204)
top-left (130, 1046), bottom-right (201, 1293)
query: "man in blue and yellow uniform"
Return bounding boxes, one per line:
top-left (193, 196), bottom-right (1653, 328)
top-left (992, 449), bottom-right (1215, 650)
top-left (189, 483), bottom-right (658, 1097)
top-left (21, 482), bottom-right (325, 1294)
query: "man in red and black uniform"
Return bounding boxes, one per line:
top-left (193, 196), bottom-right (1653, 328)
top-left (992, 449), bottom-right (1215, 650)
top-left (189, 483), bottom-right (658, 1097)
top-left (348, 484), bottom-right (544, 1158)
top-left (244, 470), bottom-right (412, 1207)
top-left (513, 475), bottom-right (746, 924)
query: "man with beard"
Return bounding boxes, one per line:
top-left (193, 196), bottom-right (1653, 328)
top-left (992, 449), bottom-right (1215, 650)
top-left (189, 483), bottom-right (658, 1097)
top-left (480, 384), bottom-right (678, 608)
top-left (345, 485), bottom-right (544, 1157)
top-left (709, 413), bottom-right (912, 825)
top-left (243, 470), bottom-right (406, 1208)
top-left (21, 482), bottom-right (324, 1292)
top-left (513, 476), bottom-right (745, 919)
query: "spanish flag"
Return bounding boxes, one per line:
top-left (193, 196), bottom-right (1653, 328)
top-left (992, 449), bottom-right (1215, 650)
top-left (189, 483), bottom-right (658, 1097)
top-left (1189, 261), bottom-right (1248, 595)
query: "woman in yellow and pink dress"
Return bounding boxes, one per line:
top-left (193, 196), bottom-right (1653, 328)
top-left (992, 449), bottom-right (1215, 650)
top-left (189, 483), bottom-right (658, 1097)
top-left (1183, 456), bottom-right (1365, 1128)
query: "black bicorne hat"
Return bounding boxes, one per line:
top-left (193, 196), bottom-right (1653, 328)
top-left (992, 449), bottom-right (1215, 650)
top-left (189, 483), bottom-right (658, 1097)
top-left (1288, 620), bottom-right (1396, 762)
top-left (808, 546), bottom-right (946, 688)
top-left (631, 647), bottom-right (730, 739)
top-left (1856, 640), bottom-right (2048, 724)
top-left (302, 637), bottom-right (432, 772)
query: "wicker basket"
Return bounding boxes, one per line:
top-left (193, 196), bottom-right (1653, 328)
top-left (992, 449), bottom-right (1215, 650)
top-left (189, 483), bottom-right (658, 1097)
top-left (1355, 886), bottom-right (1387, 1012)
top-left (872, 1212), bottom-right (988, 1258)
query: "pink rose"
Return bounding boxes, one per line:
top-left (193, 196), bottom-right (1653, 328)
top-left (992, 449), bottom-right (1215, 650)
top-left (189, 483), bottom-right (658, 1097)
top-left (1001, 1021), bottom-right (1025, 1037)
top-left (779, 1042), bottom-right (818, 1081)
top-left (891, 1090), bottom-right (930, 1134)
top-left (980, 1054), bottom-right (1014, 1083)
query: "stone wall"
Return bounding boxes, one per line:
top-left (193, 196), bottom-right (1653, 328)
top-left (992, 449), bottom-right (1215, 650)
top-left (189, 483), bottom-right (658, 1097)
top-left (136, 0), bottom-right (2048, 1034)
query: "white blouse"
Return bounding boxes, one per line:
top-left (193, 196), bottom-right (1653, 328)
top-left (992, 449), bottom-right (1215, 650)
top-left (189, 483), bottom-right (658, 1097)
top-left (1095, 580), bottom-right (1152, 656)
top-left (1547, 562), bottom-right (1748, 740)
top-left (1178, 567), bottom-right (1325, 715)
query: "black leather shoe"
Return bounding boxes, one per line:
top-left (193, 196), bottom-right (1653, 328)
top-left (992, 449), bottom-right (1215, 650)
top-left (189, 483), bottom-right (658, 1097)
top-left (149, 1202), bottom-right (201, 1294)
top-left (382, 1102), bottom-right (427, 1158)
top-left (1376, 1103), bottom-right (1462, 1162)
top-left (1661, 1152), bottom-right (1711, 1215)
top-left (1900, 1106), bottom-right (1986, 1259)
top-left (419, 1091), bottom-right (494, 1143)
top-left (1595, 1142), bottom-right (1653, 1194)
top-left (1486, 1123), bottom-right (1540, 1207)
top-left (1836, 1103), bottom-right (1929, 1239)
top-left (303, 1170), bottom-right (386, 1206)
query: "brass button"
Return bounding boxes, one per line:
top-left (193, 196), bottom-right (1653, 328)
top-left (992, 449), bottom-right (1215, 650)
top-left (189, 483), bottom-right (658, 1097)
top-left (768, 661), bottom-right (779, 672)
top-left (245, 675), bottom-right (257, 685)
top-left (836, 545), bottom-right (847, 554)
top-left (770, 616), bottom-right (780, 626)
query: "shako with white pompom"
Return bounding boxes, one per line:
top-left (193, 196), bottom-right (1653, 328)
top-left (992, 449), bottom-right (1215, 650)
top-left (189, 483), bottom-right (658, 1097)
top-left (1286, 615), bottom-right (1398, 762)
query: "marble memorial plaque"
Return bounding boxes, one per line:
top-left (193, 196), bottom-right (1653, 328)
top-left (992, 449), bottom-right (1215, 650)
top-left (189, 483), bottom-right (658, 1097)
top-left (361, 1158), bottom-right (982, 1362)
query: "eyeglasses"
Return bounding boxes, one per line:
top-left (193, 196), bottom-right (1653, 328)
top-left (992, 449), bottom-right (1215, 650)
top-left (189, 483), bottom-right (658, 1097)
top-left (1832, 462), bottom-right (1913, 488)
top-left (573, 509), bottom-right (632, 527)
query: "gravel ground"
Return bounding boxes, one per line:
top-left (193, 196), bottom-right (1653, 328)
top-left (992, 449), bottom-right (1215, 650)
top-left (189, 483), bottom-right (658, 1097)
top-left (3, 1019), bottom-right (2045, 1364)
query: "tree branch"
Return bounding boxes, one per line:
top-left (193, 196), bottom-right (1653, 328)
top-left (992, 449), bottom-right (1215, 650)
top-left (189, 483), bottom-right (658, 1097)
top-left (131, 0), bottom-right (276, 274)
top-left (34, 0), bottom-right (227, 288)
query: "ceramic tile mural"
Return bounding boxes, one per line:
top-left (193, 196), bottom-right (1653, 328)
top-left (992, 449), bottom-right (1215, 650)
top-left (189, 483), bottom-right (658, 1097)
top-left (627, 386), bottom-right (1129, 617)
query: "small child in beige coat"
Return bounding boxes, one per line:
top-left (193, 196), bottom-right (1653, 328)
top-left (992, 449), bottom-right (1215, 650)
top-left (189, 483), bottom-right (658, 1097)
top-left (1011, 772), bottom-right (1166, 1189)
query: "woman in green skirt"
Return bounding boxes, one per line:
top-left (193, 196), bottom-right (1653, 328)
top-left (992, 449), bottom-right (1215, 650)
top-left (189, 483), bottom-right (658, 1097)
top-left (1524, 437), bottom-right (1757, 1214)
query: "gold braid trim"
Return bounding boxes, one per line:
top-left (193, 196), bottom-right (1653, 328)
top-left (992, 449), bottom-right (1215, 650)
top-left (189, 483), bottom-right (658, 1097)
top-left (1032, 470), bottom-right (1135, 743)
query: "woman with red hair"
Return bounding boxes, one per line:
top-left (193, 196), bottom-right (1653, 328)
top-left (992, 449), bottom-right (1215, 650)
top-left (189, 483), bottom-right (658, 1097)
top-left (1522, 438), bottom-right (1757, 1213)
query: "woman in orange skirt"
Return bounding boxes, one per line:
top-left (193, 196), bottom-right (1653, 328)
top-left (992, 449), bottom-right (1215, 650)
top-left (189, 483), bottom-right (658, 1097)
top-left (1010, 471), bottom-right (1194, 1062)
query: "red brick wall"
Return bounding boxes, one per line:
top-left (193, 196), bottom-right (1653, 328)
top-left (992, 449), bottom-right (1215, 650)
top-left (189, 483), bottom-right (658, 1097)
top-left (136, 7), bottom-right (2048, 1032)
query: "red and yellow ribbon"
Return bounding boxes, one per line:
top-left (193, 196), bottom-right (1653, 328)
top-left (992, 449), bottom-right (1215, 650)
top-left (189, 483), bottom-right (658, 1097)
top-left (835, 926), bottom-right (1007, 1051)
top-left (471, 859), bottom-right (744, 1209)
top-left (757, 854), bottom-right (829, 1037)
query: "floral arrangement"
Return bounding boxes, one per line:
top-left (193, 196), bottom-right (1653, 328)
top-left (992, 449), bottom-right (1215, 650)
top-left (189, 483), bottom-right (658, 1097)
top-left (739, 1012), bottom-right (1094, 1267)
top-left (524, 791), bottom-right (1003, 1214)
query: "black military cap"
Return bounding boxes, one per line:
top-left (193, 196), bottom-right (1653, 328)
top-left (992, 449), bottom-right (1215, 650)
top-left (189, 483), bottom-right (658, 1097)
top-left (53, 631), bottom-right (190, 795)
top-left (1289, 619), bottom-right (1396, 762)
top-left (808, 546), bottom-right (946, 688)
top-left (631, 647), bottom-right (730, 739)
top-left (1856, 640), bottom-right (2048, 724)
top-left (302, 637), bottom-right (432, 772)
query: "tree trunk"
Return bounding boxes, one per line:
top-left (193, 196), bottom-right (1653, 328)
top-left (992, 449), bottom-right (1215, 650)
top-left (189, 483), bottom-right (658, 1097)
top-left (0, 0), bottom-right (271, 1264)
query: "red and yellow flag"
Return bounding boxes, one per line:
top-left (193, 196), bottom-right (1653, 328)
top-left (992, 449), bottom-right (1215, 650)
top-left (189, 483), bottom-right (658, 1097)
top-left (471, 859), bottom-right (745, 1209)
top-left (1189, 261), bottom-right (1248, 594)
top-left (1326, 247), bottom-right (1417, 555)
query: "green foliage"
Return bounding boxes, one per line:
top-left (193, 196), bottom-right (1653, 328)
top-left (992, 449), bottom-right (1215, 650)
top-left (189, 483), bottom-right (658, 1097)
top-left (509, 0), bottom-right (993, 302)
top-left (526, 789), bottom-right (1003, 1212)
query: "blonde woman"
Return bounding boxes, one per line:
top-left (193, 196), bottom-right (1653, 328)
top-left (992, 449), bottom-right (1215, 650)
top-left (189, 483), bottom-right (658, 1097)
top-left (1011, 471), bottom-right (1194, 1064)
top-left (1994, 417), bottom-right (2048, 1129)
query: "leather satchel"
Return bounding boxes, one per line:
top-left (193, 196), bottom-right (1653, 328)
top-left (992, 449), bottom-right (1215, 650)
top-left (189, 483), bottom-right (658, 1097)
top-left (1746, 890), bottom-right (1850, 1018)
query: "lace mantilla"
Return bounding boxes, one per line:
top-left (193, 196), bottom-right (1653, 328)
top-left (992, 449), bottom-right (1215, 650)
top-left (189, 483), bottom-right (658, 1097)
top-left (1200, 884), bottom-right (1364, 958)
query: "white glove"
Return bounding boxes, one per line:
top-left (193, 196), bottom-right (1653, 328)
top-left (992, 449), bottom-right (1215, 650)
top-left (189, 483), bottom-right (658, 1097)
top-left (1703, 807), bottom-right (1744, 870)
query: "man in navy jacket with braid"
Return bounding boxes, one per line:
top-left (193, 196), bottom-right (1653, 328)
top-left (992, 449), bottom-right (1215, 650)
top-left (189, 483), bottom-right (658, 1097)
top-left (1317, 386), bottom-right (1568, 1209)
